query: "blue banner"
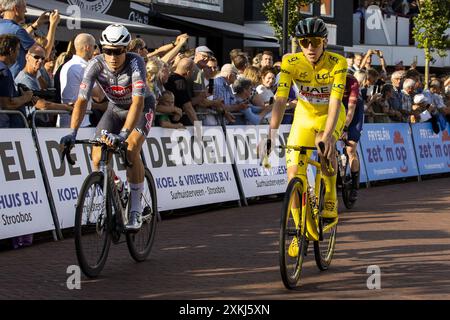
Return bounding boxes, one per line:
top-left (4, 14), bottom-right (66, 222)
top-left (411, 122), bottom-right (450, 175)
top-left (359, 124), bottom-right (419, 181)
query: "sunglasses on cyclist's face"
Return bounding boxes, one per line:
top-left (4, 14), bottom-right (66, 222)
top-left (298, 37), bottom-right (324, 49)
top-left (102, 48), bottom-right (126, 56)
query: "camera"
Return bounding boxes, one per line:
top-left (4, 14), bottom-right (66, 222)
top-left (17, 84), bottom-right (57, 102)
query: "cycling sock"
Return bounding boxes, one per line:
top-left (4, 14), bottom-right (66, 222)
top-left (291, 208), bottom-right (300, 228)
top-left (129, 182), bottom-right (144, 213)
top-left (323, 174), bottom-right (337, 202)
top-left (351, 171), bottom-right (360, 190)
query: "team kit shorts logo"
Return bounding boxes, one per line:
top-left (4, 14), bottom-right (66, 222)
top-left (67, 0), bottom-right (113, 14)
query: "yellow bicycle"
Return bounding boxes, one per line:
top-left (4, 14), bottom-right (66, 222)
top-left (278, 143), bottom-right (339, 289)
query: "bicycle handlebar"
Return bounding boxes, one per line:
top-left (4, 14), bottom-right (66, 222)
top-left (60, 139), bottom-right (133, 168)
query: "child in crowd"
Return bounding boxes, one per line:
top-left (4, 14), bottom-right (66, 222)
top-left (156, 91), bottom-right (185, 129)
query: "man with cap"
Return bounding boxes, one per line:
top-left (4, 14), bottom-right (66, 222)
top-left (189, 45), bottom-right (225, 125)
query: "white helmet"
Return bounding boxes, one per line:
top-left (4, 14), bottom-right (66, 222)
top-left (100, 24), bottom-right (131, 47)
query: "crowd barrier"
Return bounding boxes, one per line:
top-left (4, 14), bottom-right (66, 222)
top-left (1, 109), bottom-right (449, 240)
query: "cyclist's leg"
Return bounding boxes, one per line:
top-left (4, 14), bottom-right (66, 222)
top-left (347, 104), bottom-right (363, 198)
top-left (315, 108), bottom-right (346, 218)
top-left (92, 105), bottom-right (122, 171)
top-left (126, 107), bottom-right (154, 230)
top-left (286, 110), bottom-right (316, 253)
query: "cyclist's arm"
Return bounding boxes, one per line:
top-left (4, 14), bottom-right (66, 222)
top-left (322, 57), bottom-right (348, 157)
top-left (70, 97), bottom-right (88, 130)
top-left (72, 59), bottom-right (101, 130)
top-left (122, 55), bottom-right (147, 132)
top-left (270, 56), bottom-right (293, 134)
top-left (345, 79), bottom-right (359, 127)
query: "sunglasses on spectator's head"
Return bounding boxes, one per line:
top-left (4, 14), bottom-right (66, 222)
top-left (102, 48), bottom-right (126, 56)
top-left (298, 37), bottom-right (324, 48)
top-left (30, 54), bottom-right (45, 61)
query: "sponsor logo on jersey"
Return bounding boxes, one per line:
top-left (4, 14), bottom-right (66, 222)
top-left (316, 72), bottom-right (332, 80)
top-left (328, 55), bottom-right (339, 64)
top-left (133, 80), bottom-right (145, 90)
top-left (280, 68), bottom-right (291, 75)
top-left (105, 85), bottom-right (133, 98)
top-left (334, 68), bottom-right (347, 75)
top-left (288, 56), bottom-right (300, 64)
top-left (299, 72), bottom-right (308, 78)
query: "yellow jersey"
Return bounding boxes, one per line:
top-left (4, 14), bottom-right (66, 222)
top-left (276, 51), bottom-right (348, 115)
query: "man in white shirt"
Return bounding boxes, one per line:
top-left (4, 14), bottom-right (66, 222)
top-left (58, 33), bottom-right (97, 127)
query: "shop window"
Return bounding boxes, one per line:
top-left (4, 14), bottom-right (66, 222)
top-left (320, 0), bottom-right (334, 17)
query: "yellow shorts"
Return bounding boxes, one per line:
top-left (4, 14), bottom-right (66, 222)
top-left (286, 106), bottom-right (346, 168)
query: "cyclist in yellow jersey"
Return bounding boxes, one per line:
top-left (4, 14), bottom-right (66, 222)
top-left (263, 17), bottom-right (347, 220)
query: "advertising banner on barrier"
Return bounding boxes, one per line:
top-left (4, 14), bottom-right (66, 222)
top-left (359, 123), bottom-right (418, 181)
top-left (411, 122), bottom-right (450, 175)
top-left (35, 128), bottom-right (128, 229)
top-left (141, 126), bottom-right (240, 211)
top-left (0, 129), bottom-right (55, 239)
top-left (226, 125), bottom-right (291, 198)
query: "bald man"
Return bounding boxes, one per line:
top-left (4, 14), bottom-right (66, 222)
top-left (58, 33), bottom-right (101, 127)
top-left (164, 57), bottom-right (198, 124)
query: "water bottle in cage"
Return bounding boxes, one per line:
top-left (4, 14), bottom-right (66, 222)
top-left (114, 176), bottom-right (128, 207)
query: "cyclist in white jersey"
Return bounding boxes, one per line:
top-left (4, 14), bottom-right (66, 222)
top-left (60, 25), bottom-right (153, 231)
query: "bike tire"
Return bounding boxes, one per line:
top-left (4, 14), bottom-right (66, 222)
top-left (279, 177), bottom-right (308, 289)
top-left (74, 172), bottom-right (112, 278)
top-left (126, 168), bottom-right (158, 262)
top-left (314, 178), bottom-right (337, 271)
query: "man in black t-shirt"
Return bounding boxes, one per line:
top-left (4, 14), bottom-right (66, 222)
top-left (164, 57), bottom-right (198, 125)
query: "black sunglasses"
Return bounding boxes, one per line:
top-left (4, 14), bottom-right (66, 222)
top-left (102, 48), bottom-right (126, 56)
top-left (30, 54), bottom-right (45, 61)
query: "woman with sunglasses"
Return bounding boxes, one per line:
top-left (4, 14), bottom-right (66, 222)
top-left (60, 24), bottom-right (153, 232)
top-left (262, 17), bottom-right (347, 221)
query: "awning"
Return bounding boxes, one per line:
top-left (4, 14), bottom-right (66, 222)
top-left (162, 14), bottom-right (277, 41)
top-left (26, 0), bottom-right (179, 47)
top-left (244, 40), bottom-right (280, 48)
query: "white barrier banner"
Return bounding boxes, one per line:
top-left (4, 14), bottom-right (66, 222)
top-left (226, 125), bottom-right (292, 198)
top-left (35, 128), bottom-right (128, 229)
top-left (0, 129), bottom-right (54, 239)
top-left (141, 126), bottom-right (240, 211)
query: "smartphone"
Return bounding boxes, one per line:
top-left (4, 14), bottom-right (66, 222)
top-left (412, 56), bottom-right (418, 65)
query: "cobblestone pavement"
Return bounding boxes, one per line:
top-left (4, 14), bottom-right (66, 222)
top-left (0, 178), bottom-right (449, 300)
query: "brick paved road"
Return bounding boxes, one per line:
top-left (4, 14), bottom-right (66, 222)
top-left (0, 178), bottom-right (449, 300)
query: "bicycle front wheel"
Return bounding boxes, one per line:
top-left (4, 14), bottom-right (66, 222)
top-left (74, 172), bottom-right (112, 278)
top-left (279, 177), bottom-right (308, 289)
top-left (126, 168), bottom-right (158, 262)
top-left (314, 178), bottom-right (337, 271)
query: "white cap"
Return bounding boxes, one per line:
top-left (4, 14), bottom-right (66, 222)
top-left (413, 94), bottom-right (429, 105)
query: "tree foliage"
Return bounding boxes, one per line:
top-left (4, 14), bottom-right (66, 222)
top-left (262, 0), bottom-right (318, 41)
top-left (413, 0), bottom-right (450, 59)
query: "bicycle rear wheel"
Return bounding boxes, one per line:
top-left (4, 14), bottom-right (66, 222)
top-left (74, 172), bottom-right (111, 278)
top-left (126, 168), bottom-right (158, 262)
top-left (314, 178), bottom-right (337, 271)
top-left (279, 177), bottom-right (308, 289)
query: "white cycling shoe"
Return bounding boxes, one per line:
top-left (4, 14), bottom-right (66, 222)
top-left (125, 211), bottom-right (142, 232)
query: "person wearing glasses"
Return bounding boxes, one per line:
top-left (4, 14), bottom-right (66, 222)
top-left (15, 44), bottom-right (73, 126)
top-left (60, 24), bottom-right (153, 232)
top-left (263, 17), bottom-right (347, 226)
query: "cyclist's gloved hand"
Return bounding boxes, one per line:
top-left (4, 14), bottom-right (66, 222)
top-left (105, 129), bottom-right (130, 147)
top-left (60, 130), bottom-right (77, 148)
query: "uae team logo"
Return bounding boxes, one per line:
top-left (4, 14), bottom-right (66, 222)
top-left (67, 0), bottom-right (113, 14)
